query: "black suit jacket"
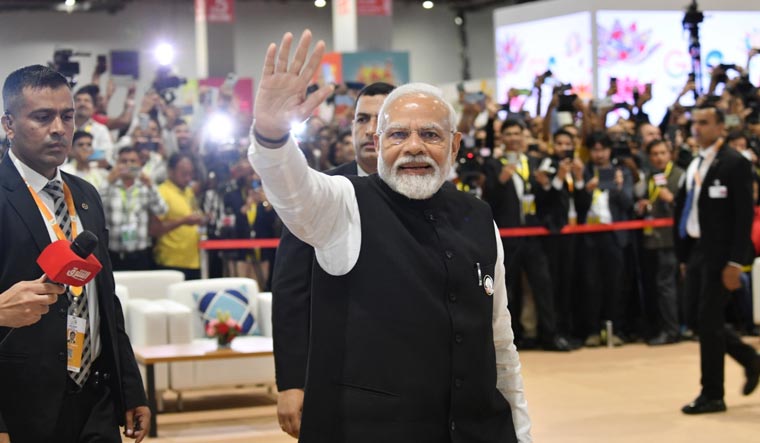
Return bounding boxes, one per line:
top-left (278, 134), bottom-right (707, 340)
top-left (0, 156), bottom-right (146, 441)
top-left (580, 164), bottom-right (635, 246)
top-left (271, 160), bottom-right (358, 390)
top-left (481, 156), bottom-right (557, 230)
top-left (674, 145), bottom-right (754, 267)
top-left (541, 158), bottom-right (592, 233)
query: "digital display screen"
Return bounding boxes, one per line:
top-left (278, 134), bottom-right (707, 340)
top-left (495, 12), bottom-right (593, 117)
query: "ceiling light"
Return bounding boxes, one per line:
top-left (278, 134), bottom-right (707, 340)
top-left (422, 1), bottom-right (434, 9)
top-left (314, 0), bottom-right (326, 7)
top-left (64, 0), bottom-right (76, 5)
top-left (154, 43), bottom-right (175, 67)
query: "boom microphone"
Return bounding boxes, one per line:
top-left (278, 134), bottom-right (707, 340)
top-left (37, 230), bottom-right (102, 288)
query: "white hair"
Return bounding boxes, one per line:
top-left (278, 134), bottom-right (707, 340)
top-left (376, 82), bottom-right (458, 134)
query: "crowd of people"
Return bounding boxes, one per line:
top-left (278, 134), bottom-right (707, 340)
top-left (1, 65), bottom-right (282, 287)
top-left (2, 48), bottom-right (758, 343)
top-left (452, 54), bottom-right (760, 352)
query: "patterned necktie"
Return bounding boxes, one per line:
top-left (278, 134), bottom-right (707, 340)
top-left (677, 155), bottom-right (705, 239)
top-left (42, 180), bottom-right (92, 387)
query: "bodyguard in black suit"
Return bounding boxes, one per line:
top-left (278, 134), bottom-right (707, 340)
top-left (675, 105), bottom-right (760, 414)
top-left (0, 65), bottom-right (150, 442)
top-left (271, 82), bottom-right (394, 438)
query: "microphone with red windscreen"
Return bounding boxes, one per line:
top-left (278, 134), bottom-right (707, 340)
top-left (37, 230), bottom-right (102, 290)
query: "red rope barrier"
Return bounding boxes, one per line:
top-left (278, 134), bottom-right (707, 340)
top-left (199, 218), bottom-right (674, 250)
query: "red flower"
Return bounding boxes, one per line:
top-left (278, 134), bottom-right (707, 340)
top-left (216, 322), bottom-right (230, 335)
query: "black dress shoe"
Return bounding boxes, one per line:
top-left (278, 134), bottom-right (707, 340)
top-left (681, 396), bottom-right (727, 414)
top-left (542, 335), bottom-right (572, 352)
top-left (743, 355), bottom-right (760, 396)
top-left (647, 332), bottom-right (679, 346)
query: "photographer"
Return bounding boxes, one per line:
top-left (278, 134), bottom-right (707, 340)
top-left (61, 130), bottom-right (108, 189)
top-left (634, 140), bottom-right (685, 345)
top-left (74, 85), bottom-right (114, 164)
top-left (579, 132), bottom-right (634, 347)
top-left (482, 119), bottom-right (573, 352)
top-left (541, 129), bottom-right (591, 345)
top-left (100, 146), bottom-right (168, 271)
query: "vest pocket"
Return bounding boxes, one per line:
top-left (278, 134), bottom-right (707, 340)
top-left (336, 381), bottom-right (400, 398)
top-left (336, 381), bottom-right (401, 422)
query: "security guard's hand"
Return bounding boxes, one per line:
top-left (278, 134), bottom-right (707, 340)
top-left (722, 264), bottom-right (743, 291)
top-left (0, 432), bottom-right (10, 443)
top-left (277, 388), bottom-right (304, 438)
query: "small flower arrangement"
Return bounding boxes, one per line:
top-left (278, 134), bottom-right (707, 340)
top-left (205, 310), bottom-right (242, 348)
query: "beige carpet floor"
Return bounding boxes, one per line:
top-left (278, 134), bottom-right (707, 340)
top-left (133, 340), bottom-right (760, 442)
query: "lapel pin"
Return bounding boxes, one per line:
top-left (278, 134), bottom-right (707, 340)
top-left (483, 275), bottom-right (494, 296)
top-left (81, 202), bottom-right (89, 210)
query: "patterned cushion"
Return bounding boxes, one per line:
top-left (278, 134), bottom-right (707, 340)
top-left (194, 287), bottom-right (257, 335)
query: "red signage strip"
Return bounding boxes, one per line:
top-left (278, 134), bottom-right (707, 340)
top-left (199, 218), bottom-right (674, 250)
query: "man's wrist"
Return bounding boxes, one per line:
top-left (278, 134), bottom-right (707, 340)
top-left (727, 261), bottom-right (744, 270)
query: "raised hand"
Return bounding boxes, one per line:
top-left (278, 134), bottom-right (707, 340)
top-left (253, 30), bottom-right (334, 142)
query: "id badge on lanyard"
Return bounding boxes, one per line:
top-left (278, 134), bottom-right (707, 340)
top-left (119, 221), bottom-right (139, 250)
top-left (522, 193), bottom-right (536, 216)
top-left (66, 315), bottom-right (86, 373)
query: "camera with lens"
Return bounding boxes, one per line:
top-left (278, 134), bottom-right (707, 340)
top-left (49, 49), bottom-right (89, 86)
top-left (152, 66), bottom-right (187, 104)
top-left (611, 133), bottom-right (633, 159)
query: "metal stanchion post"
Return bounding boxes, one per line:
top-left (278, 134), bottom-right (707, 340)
top-left (201, 247), bottom-right (209, 279)
top-left (606, 320), bottom-right (614, 349)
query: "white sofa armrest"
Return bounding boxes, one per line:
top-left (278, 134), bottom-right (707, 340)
top-left (256, 292), bottom-right (273, 337)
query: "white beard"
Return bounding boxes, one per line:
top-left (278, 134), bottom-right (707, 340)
top-left (378, 151), bottom-right (451, 200)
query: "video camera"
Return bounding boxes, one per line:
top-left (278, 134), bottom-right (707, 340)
top-left (152, 66), bottom-right (186, 104)
top-left (49, 49), bottom-right (90, 87)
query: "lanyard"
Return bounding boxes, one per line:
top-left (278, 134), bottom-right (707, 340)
top-left (26, 180), bottom-right (78, 241)
top-left (648, 162), bottom-right (673, 203)
top-left (119, 186), bottom-right (140, 215)
top-left (591, 167), bottom-right (603, 205)
top-left (515, 154), bottom-right (531, 193)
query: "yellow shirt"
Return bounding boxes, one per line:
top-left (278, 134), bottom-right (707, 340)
top-left (155, 180), bottom-right (200, 269)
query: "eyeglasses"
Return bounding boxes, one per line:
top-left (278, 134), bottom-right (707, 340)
top-left (378, 127), bottom-right (454, 146)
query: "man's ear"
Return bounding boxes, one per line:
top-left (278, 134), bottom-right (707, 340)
top-left (1, 114), bottom-right (13, 142)
top-left (451, 131), bottom-right (463, 164)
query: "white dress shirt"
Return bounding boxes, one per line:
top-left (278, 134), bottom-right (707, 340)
top-left (9, 150), bottom-right (102, 360)
top-left (685, 145), bottom-right (717, 238)
top-left (78, 119), bottom-right (114, 164)
top-left (249, 136), bottom-right (531, 442)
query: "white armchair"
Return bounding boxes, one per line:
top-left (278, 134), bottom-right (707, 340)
top-left (165, 278), bottom-right (276, 393)
top-left (114, 270), bottom-right (189, 402)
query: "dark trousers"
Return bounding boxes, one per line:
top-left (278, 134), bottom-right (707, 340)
top-left (581, 232), bottom-right (624, 336)
top-left (52, 376), bottom-right (121, 442)
top-left (158, 265), bottom-right (200, 281)
top-left (543, 234), bottom-right (577, 337)
top-left (109, 248), bottom-right (153, 271)
top-left (504, 237), bottom-right (557, 341)
top-left (641, 248), bottom-right (679, 337)
top-left (688, 245), bottom-right (759, 400)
